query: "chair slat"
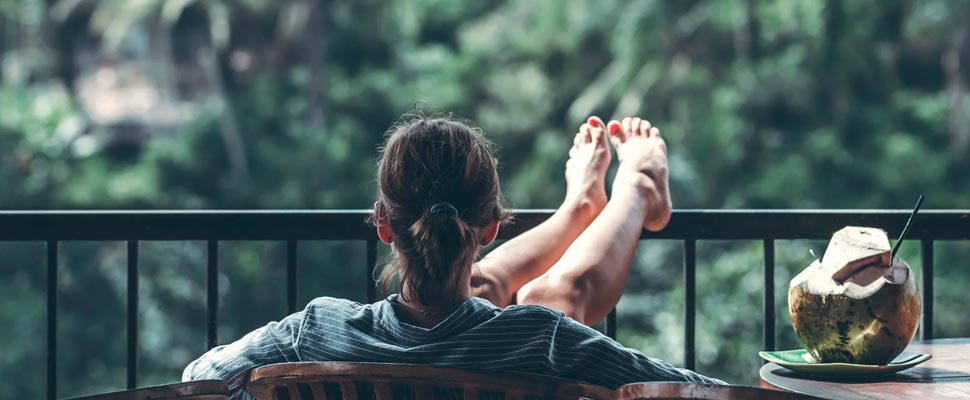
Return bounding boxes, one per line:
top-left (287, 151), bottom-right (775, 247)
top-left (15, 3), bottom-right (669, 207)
top-left (286, 384), bottom-right (301, 400)
top-left (373, 380), bottom-right (393, 400)
top-left (506, 389), bottom-right (525, 400)
top-left (413, 383), bottom-right (434, 400)
top-left (309, 382), bottom-right (328, 400)
top-left (462, 386), bottom-right (479, 400)
top-left (339, 381), bottom-right (359, 400)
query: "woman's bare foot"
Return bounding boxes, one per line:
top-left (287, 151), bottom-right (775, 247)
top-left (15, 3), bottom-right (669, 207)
top-left (563, 116), bottom-right (611, 221)
top-left (606, 117), bottom-right (672, 231)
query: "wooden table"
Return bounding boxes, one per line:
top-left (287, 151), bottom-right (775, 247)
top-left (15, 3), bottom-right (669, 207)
top-left (760, 339), bottom-right (970, 399)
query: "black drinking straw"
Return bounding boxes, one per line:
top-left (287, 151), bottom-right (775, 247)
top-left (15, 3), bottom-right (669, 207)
top-left (891, 194), bottom-right (925, 260)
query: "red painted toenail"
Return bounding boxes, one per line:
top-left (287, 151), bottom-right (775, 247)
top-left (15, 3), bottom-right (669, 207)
top-left (589, 119), bottom-right (599, 127)
top-left (609, 124), bottom-right (620, 134)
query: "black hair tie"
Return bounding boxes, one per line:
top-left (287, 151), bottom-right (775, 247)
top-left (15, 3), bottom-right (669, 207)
top-left (429, 202), bottom-right (459, 217)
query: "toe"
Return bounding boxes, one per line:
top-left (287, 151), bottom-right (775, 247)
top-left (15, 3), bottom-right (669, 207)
top-left (580, 123), bottom-right (593, 143)
top-left (607, 121), bottom-right (624, 155)
top-left (649, 126), bottom-right (661, 138)
top-left (621, 117), bottom-right (634, 138)
top-left (639, 119), bottom-right (652, 137)
top-left (607, 121), bottom-right (623, 141)
top-left (631, 117), bottom-right (643, 136)
top-left (590, 128), bottom-right (605, 146)
top-left (587, 116), bottom-right (606, 144)
top-left (573, 131), bottom-right (583, 146)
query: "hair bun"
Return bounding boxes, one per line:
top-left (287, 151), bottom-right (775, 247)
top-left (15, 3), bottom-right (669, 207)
top-left (429, 202), bottom-right (459, 217)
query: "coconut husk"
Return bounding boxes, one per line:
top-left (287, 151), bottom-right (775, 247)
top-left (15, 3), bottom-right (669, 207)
top-left (822, 226), bottom-right (891, 283)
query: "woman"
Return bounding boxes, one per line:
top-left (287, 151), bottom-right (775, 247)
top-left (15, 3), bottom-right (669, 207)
top-left (183, 113), bottom-right (724, 398)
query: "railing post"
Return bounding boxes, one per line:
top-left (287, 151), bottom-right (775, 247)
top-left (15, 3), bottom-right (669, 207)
top-left (605, 309), bottom-right (617, 340)
top-left (287, 240), bottom-right (298, 314)
top-left (207, 241), bottom-right (219, 350)
top-left (127, 240), bottom-right (139, 389)
top-left (921, 240), bottom-right (934, 341)
top-left (684, 239), bottom-right (696, 371)
top-left (47, 240), bottom-right (58, 400)
top-left (367, 240), bottom-right (378, 303)
top-left (763, 239), bottom-right (775, 352)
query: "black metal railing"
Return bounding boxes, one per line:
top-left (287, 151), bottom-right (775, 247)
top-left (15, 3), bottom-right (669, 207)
top-left (2, 209), bottom-right (969, 400)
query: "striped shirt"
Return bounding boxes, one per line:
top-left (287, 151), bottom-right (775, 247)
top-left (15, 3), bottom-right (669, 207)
top-left (183, 295), bottom-right (724, 398)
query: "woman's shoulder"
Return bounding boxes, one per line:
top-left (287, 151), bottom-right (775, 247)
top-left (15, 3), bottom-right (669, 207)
top-left (298, 296), bottom-right (386, 334)
top-left (495, 301), bottom-right (566, 321)
top-left (499, 303), bottom-right (607, 339)
top-left (306, 296), bottom-right (365, 309)
top-left (302, 296), bottom-right (376, 319)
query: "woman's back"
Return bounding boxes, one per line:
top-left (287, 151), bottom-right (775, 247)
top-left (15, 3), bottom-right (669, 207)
top-left (183, 295), bottom-right (722, 392)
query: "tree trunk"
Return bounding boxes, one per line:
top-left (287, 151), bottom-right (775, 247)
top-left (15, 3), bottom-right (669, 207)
top-left (822, 0), bottom-right (847, 119)
top-left (944, 27), bottom-right (968, 158)
top-left (737, 0), bottom-right (761, 61)
top-left (199, 46), bottom-right (249, 179)
top-left (304, 0), bottom-right (328, 134)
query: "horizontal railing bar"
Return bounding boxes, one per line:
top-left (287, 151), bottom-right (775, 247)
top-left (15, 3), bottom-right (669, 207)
top-left (658, 210), bottom-right (970, 240)
top-left (0, 210), bottom-right (379, 241)
top-left (1, 210), bottom-right (968, 241)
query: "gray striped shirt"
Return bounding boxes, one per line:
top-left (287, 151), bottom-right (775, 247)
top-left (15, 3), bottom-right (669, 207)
top-left (183, 295), bottom-right (724, 398)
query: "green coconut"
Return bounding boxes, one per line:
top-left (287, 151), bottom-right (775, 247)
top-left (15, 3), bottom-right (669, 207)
top-left (788, 227), bottom-right (921, 365)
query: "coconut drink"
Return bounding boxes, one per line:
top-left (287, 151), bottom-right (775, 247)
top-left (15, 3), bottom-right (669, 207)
top-left (788, 226), bottom-right (921, 365)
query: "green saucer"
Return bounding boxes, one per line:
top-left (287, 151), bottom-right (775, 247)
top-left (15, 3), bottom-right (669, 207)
top-left (759, 349), bottom-right (931, 378)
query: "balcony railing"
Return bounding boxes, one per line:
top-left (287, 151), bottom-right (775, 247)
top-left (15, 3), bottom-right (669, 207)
top-left (3, 209), bottom-right (969, 400)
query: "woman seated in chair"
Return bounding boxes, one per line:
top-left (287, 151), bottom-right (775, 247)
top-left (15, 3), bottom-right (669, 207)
top-left (183, 112), bottom-right (725, 397)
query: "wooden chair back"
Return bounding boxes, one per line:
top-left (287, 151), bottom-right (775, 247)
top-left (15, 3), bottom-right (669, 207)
top-left (246, 362), bottom-right (613, 400)
top-left (613, 382), bottom-right (827, 400)
top-left (66, 380), bottom-right (229, 400)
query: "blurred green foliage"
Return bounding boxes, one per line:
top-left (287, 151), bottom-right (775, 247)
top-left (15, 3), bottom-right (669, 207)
top-left (1, 0), bottom-right (969, 398)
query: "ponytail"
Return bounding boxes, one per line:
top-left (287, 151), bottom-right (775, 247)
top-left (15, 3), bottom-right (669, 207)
top-left (405, 203), bottom-right (478, 303)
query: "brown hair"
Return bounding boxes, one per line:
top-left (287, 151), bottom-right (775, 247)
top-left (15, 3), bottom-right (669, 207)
top-left (371, 112), bottom-right (509, 304)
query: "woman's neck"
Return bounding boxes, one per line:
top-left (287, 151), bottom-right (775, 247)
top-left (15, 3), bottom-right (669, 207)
top-left (394, 266), bottom-right (472, 327)
top-left (397, 285), bottom-right (471, 310)
top-left (399, 262), bottom-right (473, 306)
top-left (393, 292), bottom-right (467, 328)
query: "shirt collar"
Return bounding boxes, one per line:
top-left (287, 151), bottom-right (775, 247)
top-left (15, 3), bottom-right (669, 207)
top-left (375, 294), bottom-right (500, 344)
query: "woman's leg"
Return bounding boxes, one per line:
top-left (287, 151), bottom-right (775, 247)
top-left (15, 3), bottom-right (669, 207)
top-left (471, 117), bottom-right (612, 308)
top-left (515, 117), bottom-right (672, 326)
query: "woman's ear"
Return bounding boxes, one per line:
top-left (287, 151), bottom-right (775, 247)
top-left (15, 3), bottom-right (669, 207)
top-left (375, 202), bottom-right (394, 244)
top-left (377, 224), bottom-right (393, 244)
top-left (480, 219), bottom-right (500, 246)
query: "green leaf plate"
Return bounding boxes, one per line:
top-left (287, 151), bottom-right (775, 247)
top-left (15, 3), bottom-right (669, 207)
top-left (759, 350), bottom-right (931, 378)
